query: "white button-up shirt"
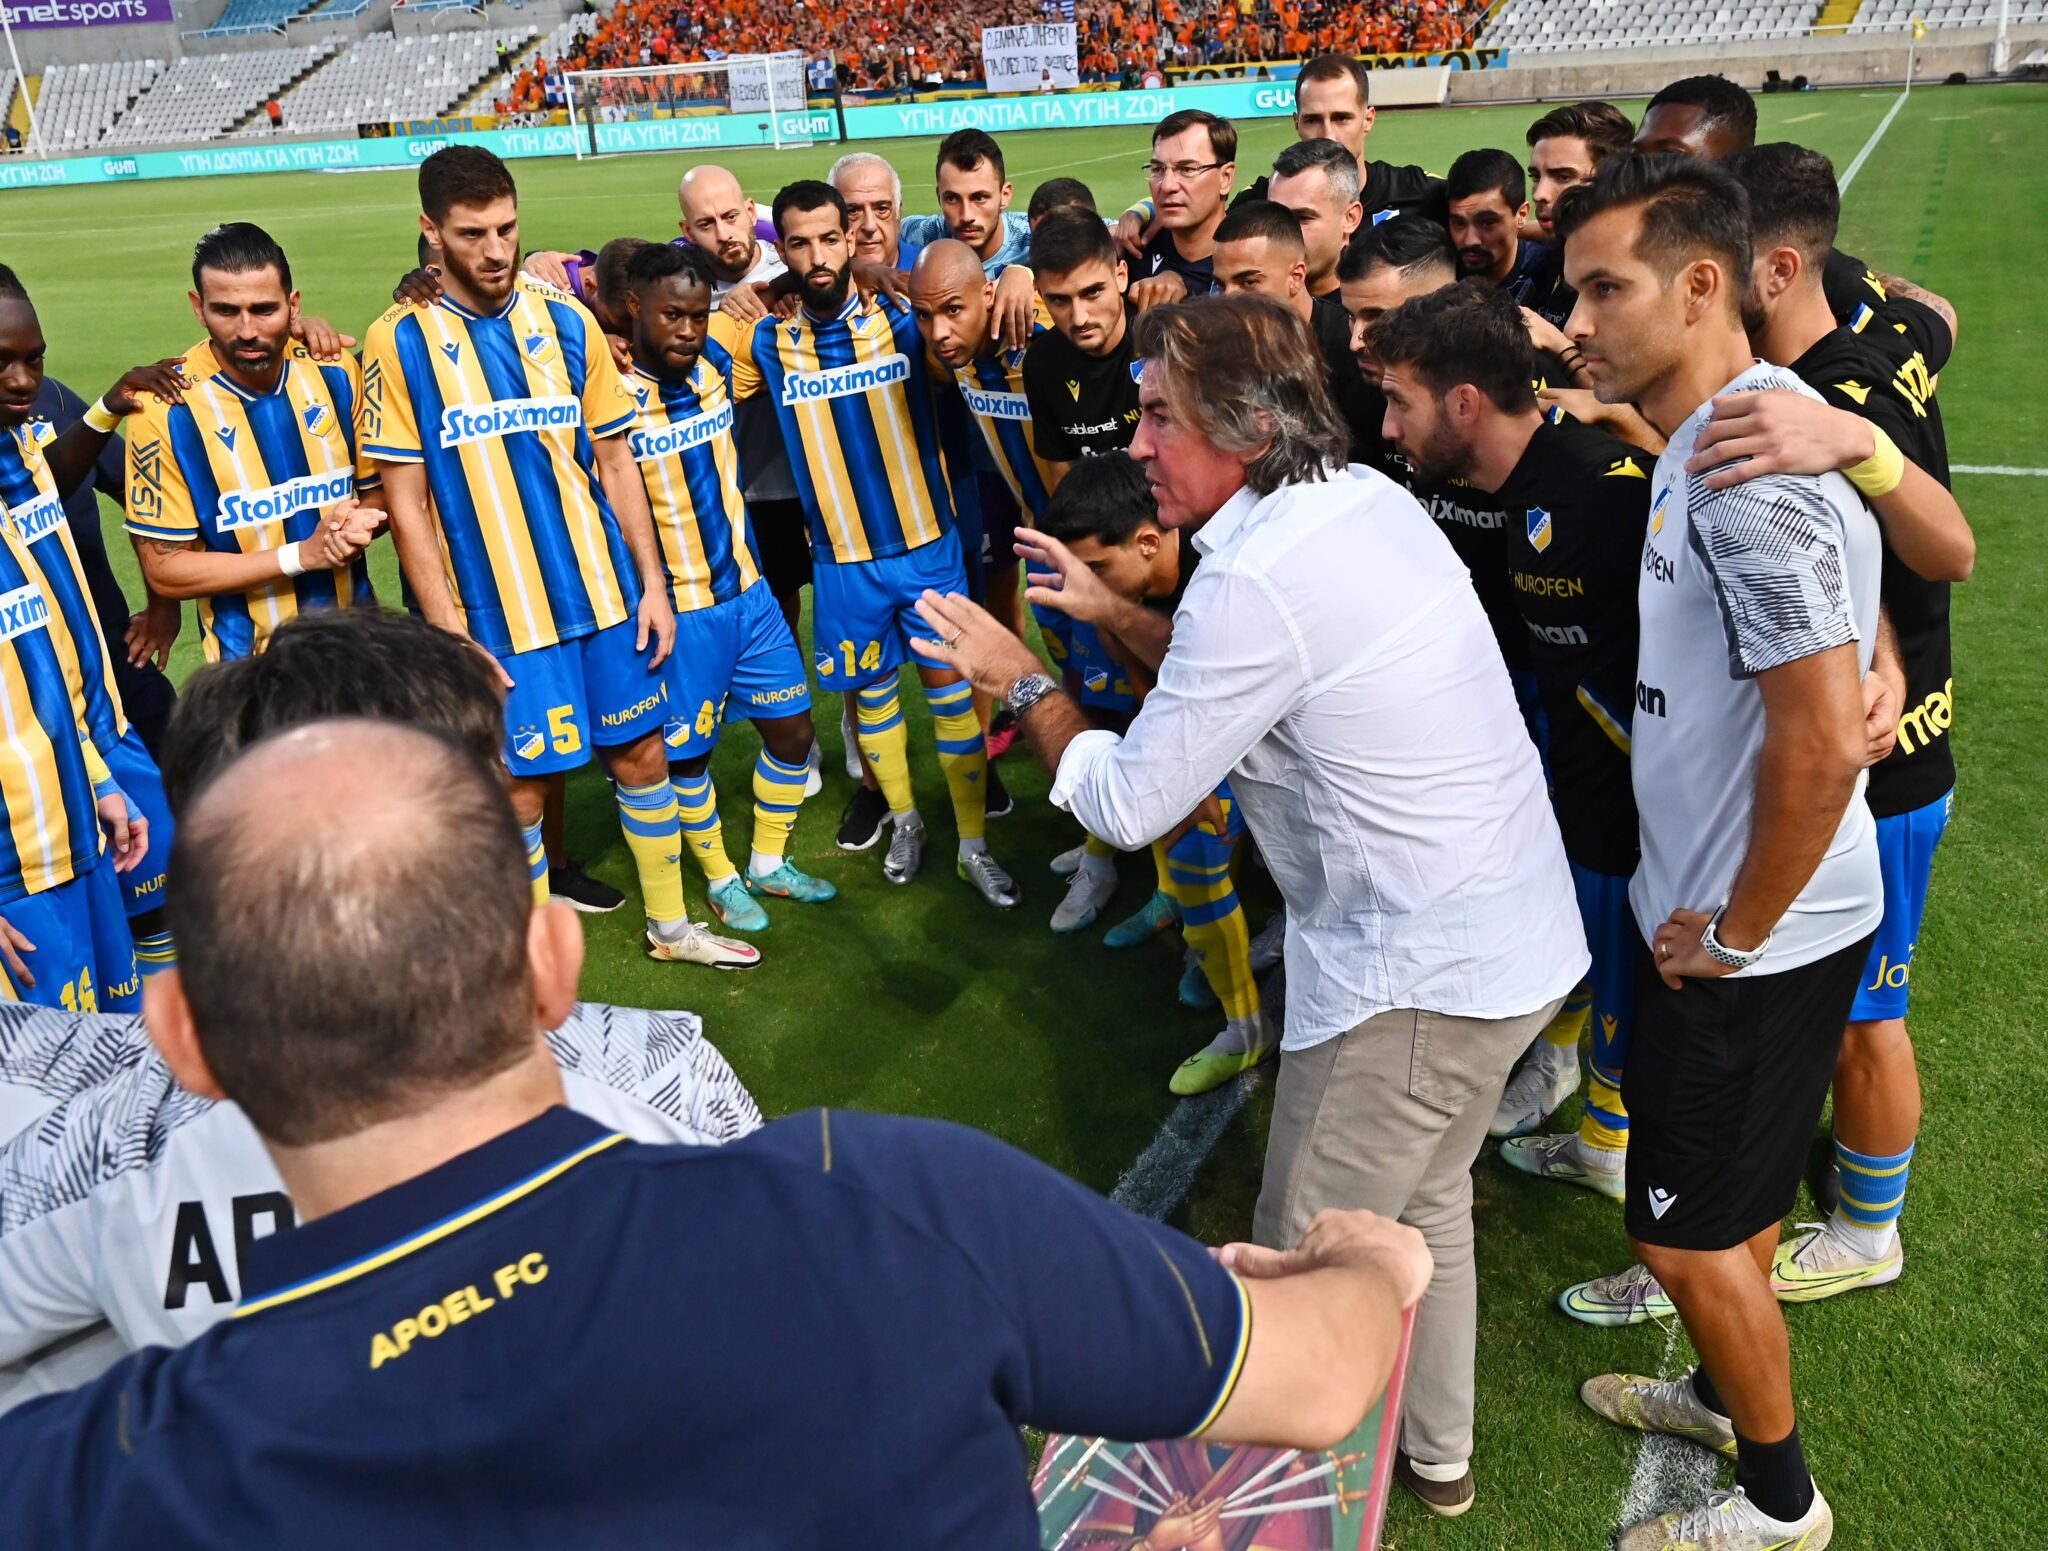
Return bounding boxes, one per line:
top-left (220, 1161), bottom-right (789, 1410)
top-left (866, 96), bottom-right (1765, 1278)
top-left (1049, 466), bottom-right (1588, 1051)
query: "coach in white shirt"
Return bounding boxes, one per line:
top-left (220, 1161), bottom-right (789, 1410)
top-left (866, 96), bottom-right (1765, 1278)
top-left (916, 293), bottom-right (1587, 1512)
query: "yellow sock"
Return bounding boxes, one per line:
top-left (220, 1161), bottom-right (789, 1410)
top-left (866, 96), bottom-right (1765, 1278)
top-left (750, 747), bottom-right (810, 863)
top-left (1544, 981), bottom-right (1593, 1049)
top-left (1167, 821), bottom-right (1259, 1021)
top-left (524, 819), bottom-right (549, 907)
top-left (1151, 838), bottom-right (1172, 895)
top-left (1581, 983), bottom-right (1630, 1152)
top-left (1084, 832), bottom-right (1116, 859)
top-left (672, 771), bottom-right (737, 882)
top-left (926, 678), bottom-right (987, 842)
top-left (855, 682), bottom-right (916, 815)
top-left (616, 778), bottom-right (688, 927)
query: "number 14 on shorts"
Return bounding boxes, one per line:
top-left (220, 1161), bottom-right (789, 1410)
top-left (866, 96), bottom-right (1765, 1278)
top-left (816, 639), bottom-right (881, 679)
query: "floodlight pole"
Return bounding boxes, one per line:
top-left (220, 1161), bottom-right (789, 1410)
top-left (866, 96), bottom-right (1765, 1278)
top-left (0, 8), bottom-right (42, 157)
top-left (1994, 0), bottom-right (2011, 74)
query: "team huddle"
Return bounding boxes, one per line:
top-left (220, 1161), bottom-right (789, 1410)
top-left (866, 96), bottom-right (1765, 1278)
top-left (0, 52), bottom-right (1964, 1551)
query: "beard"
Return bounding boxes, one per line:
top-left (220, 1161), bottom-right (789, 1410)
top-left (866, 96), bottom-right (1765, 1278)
top-left (444, 245), bottom-right (517, 306)
top-left (801, 262), bottom-right (852, 313)
top-left (1401, 418), bottom-right (1477, 487)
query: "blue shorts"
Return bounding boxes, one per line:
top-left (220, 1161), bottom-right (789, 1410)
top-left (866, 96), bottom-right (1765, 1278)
top-left (499, 617), bottom-right (669, 777)
top-left (661, 582), bottom-right (813, 762)
top-left (1571, 860), bottom-right (1637, 1095)
top-left (810, 533), bottom-right (971, 694)
top-left (107, 727), bottom-right (172, 919)
top-left (1, 862), bottom-right (140, 1014)
top-left (1034, 605), bottom-right (1139, 714)
top-left (1849, 787), bottom-right (1953, 1022)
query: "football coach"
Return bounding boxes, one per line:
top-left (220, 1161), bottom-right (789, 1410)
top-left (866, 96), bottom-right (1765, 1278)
top-left (0, 713), bottom-right (1429, 1548)
top-left (917, 293), bottom-right (1587, 1515)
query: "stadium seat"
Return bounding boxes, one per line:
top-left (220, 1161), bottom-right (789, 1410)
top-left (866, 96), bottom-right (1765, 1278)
top-left (256, 28), bottom-right (539, 134)
top-left (100, 45), bottom-right (340, 147)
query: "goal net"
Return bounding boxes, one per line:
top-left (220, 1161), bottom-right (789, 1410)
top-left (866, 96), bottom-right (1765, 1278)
top-left (563, 53), bottom-right (823, 159)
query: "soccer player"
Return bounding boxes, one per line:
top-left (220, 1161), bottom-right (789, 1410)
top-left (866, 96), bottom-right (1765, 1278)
top-left (712, 180), bottom-right (1018, 908)
top-left (1526, 101), bottom-right (1634, 239)
top-left (1631, 73), bottom-right (1758, 159)
top-left (1559, 155), bottom-right (1880, 1551)
top-left (1028, 454), bottom-right (1273, 1095)
top-left (123, 224), bottom-right (380, 663)
top-left (1719, 144), bottom-right (1967, 1298)
top-left (1265, 138), bottom-right (1365, 299)
top-left (1368, 281), bottom-right (1650, 1197)
top-left (0, 273), bottom-right (179, 983)
top-left (1026, 176), bottom-right (1096, 226)
top-left (363, 146), bottom-right (755, 968)
top-left (618, 242), bottom-right (835, 931)
top-left (1444, 149), bottom-right (1572, 324)
top-left (1130, 110), bottom-right (1238, 306)
top-left (907, 129), bottom-right (1032, 270)
top-left (1211, 199), bottom-right (1384, 465)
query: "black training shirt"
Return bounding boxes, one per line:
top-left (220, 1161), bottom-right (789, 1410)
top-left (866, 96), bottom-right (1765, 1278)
top-left (1023, 305), bottom-right (1144, 461)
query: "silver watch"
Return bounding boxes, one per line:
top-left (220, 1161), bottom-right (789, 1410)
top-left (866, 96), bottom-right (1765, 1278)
top-left (1700, 905), bottom-right (1771, 970)
top-left (1007, 672), bottom-right (1059, 720)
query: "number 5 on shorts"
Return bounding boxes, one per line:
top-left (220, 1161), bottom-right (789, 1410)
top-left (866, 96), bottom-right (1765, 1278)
top-left (547, 704), bottom-right (582, 756)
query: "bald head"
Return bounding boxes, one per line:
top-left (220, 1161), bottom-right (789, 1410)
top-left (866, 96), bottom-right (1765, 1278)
top-left (677, 164), bottom-right (760, 282)
top-left (169, 720), bottom-right (535, 1147)
top-left (906, 238), bottom-right (996, 370)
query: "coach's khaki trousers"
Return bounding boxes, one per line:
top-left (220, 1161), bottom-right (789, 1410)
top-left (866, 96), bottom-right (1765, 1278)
top-left (1252, 996), bottom-right (1564, 1469)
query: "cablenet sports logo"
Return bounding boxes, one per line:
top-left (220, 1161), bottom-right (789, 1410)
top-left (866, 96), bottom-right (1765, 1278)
top-left (781, 354), bottom-right (908, 406)
top-left (629, 403), bottom-right (732, 462)
top-left (0, 584), bottom-right (50, 642)
top-left (439, 396), bottom-right (583, 446)
top-left (218, 469), bottom-right (355, 532)
top-left (961, 386), bottom-right (1031, 421)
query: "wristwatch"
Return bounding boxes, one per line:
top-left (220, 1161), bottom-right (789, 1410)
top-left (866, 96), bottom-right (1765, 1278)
top-left (1007, 672), bottom-right (1059, 720)
top-left (1699, 905), bottom-right (1771, 971)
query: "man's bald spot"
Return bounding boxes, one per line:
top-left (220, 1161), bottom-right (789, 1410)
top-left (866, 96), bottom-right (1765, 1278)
top-left (908, 237), bottom-right (986, 297)
top-left (678, 164), bottom-right (746, 216)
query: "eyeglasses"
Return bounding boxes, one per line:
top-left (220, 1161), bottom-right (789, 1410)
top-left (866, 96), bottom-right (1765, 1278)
top-left (1142, 160), bottom-right (1225, 182)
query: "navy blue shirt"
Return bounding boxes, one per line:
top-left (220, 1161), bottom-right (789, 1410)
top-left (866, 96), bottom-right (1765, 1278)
top-left (0, 1106), bottom-right (1248, 1549)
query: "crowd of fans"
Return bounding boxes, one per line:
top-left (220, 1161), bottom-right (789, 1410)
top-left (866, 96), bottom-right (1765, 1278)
top-left (490, 0), bottom-right (1489, 111)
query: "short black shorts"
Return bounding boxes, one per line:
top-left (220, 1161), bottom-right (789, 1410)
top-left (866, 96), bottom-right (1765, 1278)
top-left (974, 470), bottom-right (1023, 581)
top-left (1623, 930), bottom-right (1874, 1251)
top-left (748, 497), bottom-right (812, 604)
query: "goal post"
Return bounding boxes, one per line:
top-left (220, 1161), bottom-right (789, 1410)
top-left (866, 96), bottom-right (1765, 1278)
top-left (563, 52), bottom-right (826, 159)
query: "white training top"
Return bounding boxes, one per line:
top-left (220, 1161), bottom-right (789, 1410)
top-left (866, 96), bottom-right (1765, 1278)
top-left (0, 1001), bottom-right (761, 1411)
top-left (1631, 363), bottom-right (1884, 973)
top-left (1051, 464), bottom-right (1589, 1049)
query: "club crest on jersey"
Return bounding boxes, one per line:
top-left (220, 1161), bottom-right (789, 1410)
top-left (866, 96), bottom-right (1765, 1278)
top-left (813, 649), bottom-right (835, 677)
top-left (214, 425), bottom-right (237, 452)
top-left (1128, 361), bottom-right (1145, 385)
top-left (302, 403), bottom-right (332, 438)
top-left (663, 717), bottom-right (690, 750)
top-left (513, 729), bottom-right (545, 761)
top-left (1083, 666), bottom-right (1109, 693)
top-left (1525, 506), bottom-right (1553, 553)
top-left (523, 332), bottom-right (556, 366)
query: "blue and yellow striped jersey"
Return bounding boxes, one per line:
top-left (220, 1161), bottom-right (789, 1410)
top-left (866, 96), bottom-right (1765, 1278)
top-left (0, 515), bottom-right (103, 905)
top-left (361, 277), bottom-right (643, 656)
top-left (123, 342), bottom-right (377, 663)
top-left (715, 292), bottom-right (956, 566)
top-left (946, 309), bottom-right (1056, 525)
top-left (627, 348), bottom-right (759, 614)
top-left (0, 421), bottom-right (126, 755)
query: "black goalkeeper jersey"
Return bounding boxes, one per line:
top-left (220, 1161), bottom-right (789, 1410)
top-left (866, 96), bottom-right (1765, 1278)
top-left (1791, 298), bottom-right (1957, 818)
top-left (1493, 416), bottom-right (1653, 876)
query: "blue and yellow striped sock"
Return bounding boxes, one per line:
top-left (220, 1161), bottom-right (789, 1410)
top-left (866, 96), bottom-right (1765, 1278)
top-left (855, 682), bottom-right (916, 816)
top-left (523, 819), bottom-right (549, 907)
top-left (925, 678), bottom-right (987, 843)
top-left (132, 930), bottom-right (176, 977)
top-left (616, 778), bottom-right (688, 928)
top-left (673, 771), bottom-right (737, 882)
top-left (750, 748), bottom-right (810, 871)
top-left (1167, 820), bottom-right (1258, 1023)
top-left (1835, 1138), bottom-right (1913, 1254)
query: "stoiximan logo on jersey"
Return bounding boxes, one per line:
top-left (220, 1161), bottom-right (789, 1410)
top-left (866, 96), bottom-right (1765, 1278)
top-left (218, 469), bottom-right (356, 532)
top-left (439, 396), bottom-right (583, 447)
top-left (7, 496), bottom-right (66, 545)
top-left (629, 404), bottom-right (733, 462)
top-left (0, 584), bottom-right (50, 641)
top-left (961, 385), bottom-right (1031, 421)
top-left (781, 354), bottom-right (909, 405)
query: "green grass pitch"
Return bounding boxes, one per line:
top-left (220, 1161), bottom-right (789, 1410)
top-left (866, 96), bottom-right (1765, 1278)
top-left (8, 82), bottom-right (2045, 1543)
